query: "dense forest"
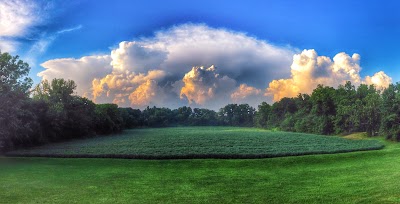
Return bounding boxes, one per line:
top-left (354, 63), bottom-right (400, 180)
top-left (1, 52), bottom-right (400, 152)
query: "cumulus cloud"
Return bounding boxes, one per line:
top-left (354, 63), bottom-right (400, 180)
top-left (180, 65), bottom-right (236, 106)
top-left (39, 55), bottom-right (113, 97)
top-left (39, 24), bottom-right (294, 109)
top-left (111, 41), bottom-right (167, 73)
top-left (231, 84), bottom-right (265, 107)
top-left (364, 71), bottom-right (392, 89)
top-left (266, 49), bottom-right (392, 101)
top-left (0, 0), bottom-right (41, 52)
top-left (129, 80), bottom-right (165, 108)
top-left (91, 70), bottom-right (168, 107)
top-left (38, 24), bottom-right (393, 109)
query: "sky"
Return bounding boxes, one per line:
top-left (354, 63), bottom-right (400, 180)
top-left (1, 0), bottom-right (399, 109)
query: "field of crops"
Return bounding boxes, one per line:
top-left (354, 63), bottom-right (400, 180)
top-left (7, 127), bottom-right (383, 159)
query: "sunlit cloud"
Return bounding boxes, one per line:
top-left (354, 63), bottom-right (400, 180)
top-left (38, 24), bottom-right (393, 109)
top-left (266, 49), bottom-right (392, 101)
top-left (39, 55), bottom-right (112, 97)
top-left (39, 24), bottom-right (295, 109)
top-left (180, 65), bottom-right (236, 106)
top-left (231, 84), bottom-right (264, 107)
top-left (364, 71), bottom-right (392, 89)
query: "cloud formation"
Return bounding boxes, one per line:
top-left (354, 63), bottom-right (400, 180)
top-left (364, 71), bottom-right (392, 89)
top-left (39, 24), bottom-right (295, 109)
top-left (180, 65), bottom-right (236, 106)
top-left (266, 49), bottom-right (392, 101)
top-left (91, 69), bottom-right (168, 108)
top-left (38, 24), bottom-right (393, 109)
top-left (231, 84), bottom-right (263, 107)
top-left (0, 0), bottom-right (41, 52)
top-left (39, 55), bottom-right (113, 97)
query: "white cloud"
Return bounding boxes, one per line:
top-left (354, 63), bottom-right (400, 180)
top-left (266, 49), bottom-right (392, 101)
top-left (364, 71), bottom-right (392, 90)
top-left (0, 38), bottom-right (18, 53)
top-left (0, 0), bottom-right (41, 52)
top-left (39, 55), bottom-right (113, 97)
top-left (57, 25), bottom-right (83, 34)
top-left (39, 24), bottom-right (293, 109)
top-left (25, 24), bottom-right (84, 68)
top-left (38, 24), bottom-right (393, 109)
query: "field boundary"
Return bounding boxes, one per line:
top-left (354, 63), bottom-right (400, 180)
top-left (5, 145), bottom-right (384, 160)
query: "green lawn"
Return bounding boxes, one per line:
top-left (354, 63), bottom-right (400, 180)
top-left (6, 127), bottom-right (383, 159)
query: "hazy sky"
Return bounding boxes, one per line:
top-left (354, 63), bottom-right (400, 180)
top-left (1, 0), bottom-right (398, 109)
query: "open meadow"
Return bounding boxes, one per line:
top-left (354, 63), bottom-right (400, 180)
top-left (1, 127), bottom-right (398, 203)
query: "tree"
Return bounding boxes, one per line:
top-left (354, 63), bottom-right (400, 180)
top-left (310, 85), bottom-right (336, 134)
top-left (218, 104), bottom-right (255, 127)
top-left (32, 79), bottom-right (96, 141)
top-left (380, 83), bottom-right (400, 140)
top-left (94, 104), bottom-right (124, 134)
top-left (363, 89), bottom-right (381, 136)
top-left (254, 102), bottom-right (271, 128)
top-left (0, 52), bottom-right (33, 150)
top-left (191, 108), bottom-right (218, 126)
top-left (176, 106), bottom-right (193, 125)
top-left (119, 107), bottom-right (143, 128)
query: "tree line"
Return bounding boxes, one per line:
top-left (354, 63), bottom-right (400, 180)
top-left (1, 52), bottom-right (400, 152)
top-left (255, 81), bottom-right (400, 142)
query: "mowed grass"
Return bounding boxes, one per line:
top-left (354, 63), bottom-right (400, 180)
top-left (1, 138), bottom-right (400, 203)
top-left (6, 127), bottom-right (383, 159)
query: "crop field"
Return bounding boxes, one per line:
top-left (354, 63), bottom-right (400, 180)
top-left (6, 127), bottom-right (383, 159)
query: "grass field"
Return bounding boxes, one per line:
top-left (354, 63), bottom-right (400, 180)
top-left (1, 137), bottom-right (400, 203)
top-left (6, 127), bottom-right (383, 159)
top-left (1, 127), bottom-right (396, 203)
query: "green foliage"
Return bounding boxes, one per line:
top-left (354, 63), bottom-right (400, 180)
top-left (119, 107), bottom-right (143, 128)
top-left (0, 52), bottom-right (33, 151)
top-left (255, 81), bottom-right (387, 138)
top-left (218, 104), bottom-right (255, 127)
top-left (190, 108), bottom-right (218, 126)
top-left (142, 106), bottom-right (175, 127)
top-left (254, 102), bottom-right (271, 128)
top-left (0, 52), bottom-right (32, 93)
top-left (380, 83), bottom-right (400, 140)
top-left (94, 104), bottom-right (124, 134)
top-left (7, 127), bottom-right (383, 159)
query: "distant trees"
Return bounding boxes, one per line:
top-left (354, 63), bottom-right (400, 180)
top-left (218, 104), bottom-right (255, 127)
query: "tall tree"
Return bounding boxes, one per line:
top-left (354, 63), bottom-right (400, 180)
top-left (0, 52), bottom-right (33, 150)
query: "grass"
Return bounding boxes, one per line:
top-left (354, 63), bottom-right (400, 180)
top-left (6, 127), bottom-right (383, 159)
top-left (1, 137), bottom-right (400, 203)
top-left (0, 127), bottom-right (394, 203)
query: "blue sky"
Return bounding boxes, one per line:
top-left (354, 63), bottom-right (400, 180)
top-left (1, 0), bottom-right (399, 108)
top-left (35, 0), bottom-right (400, 78)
